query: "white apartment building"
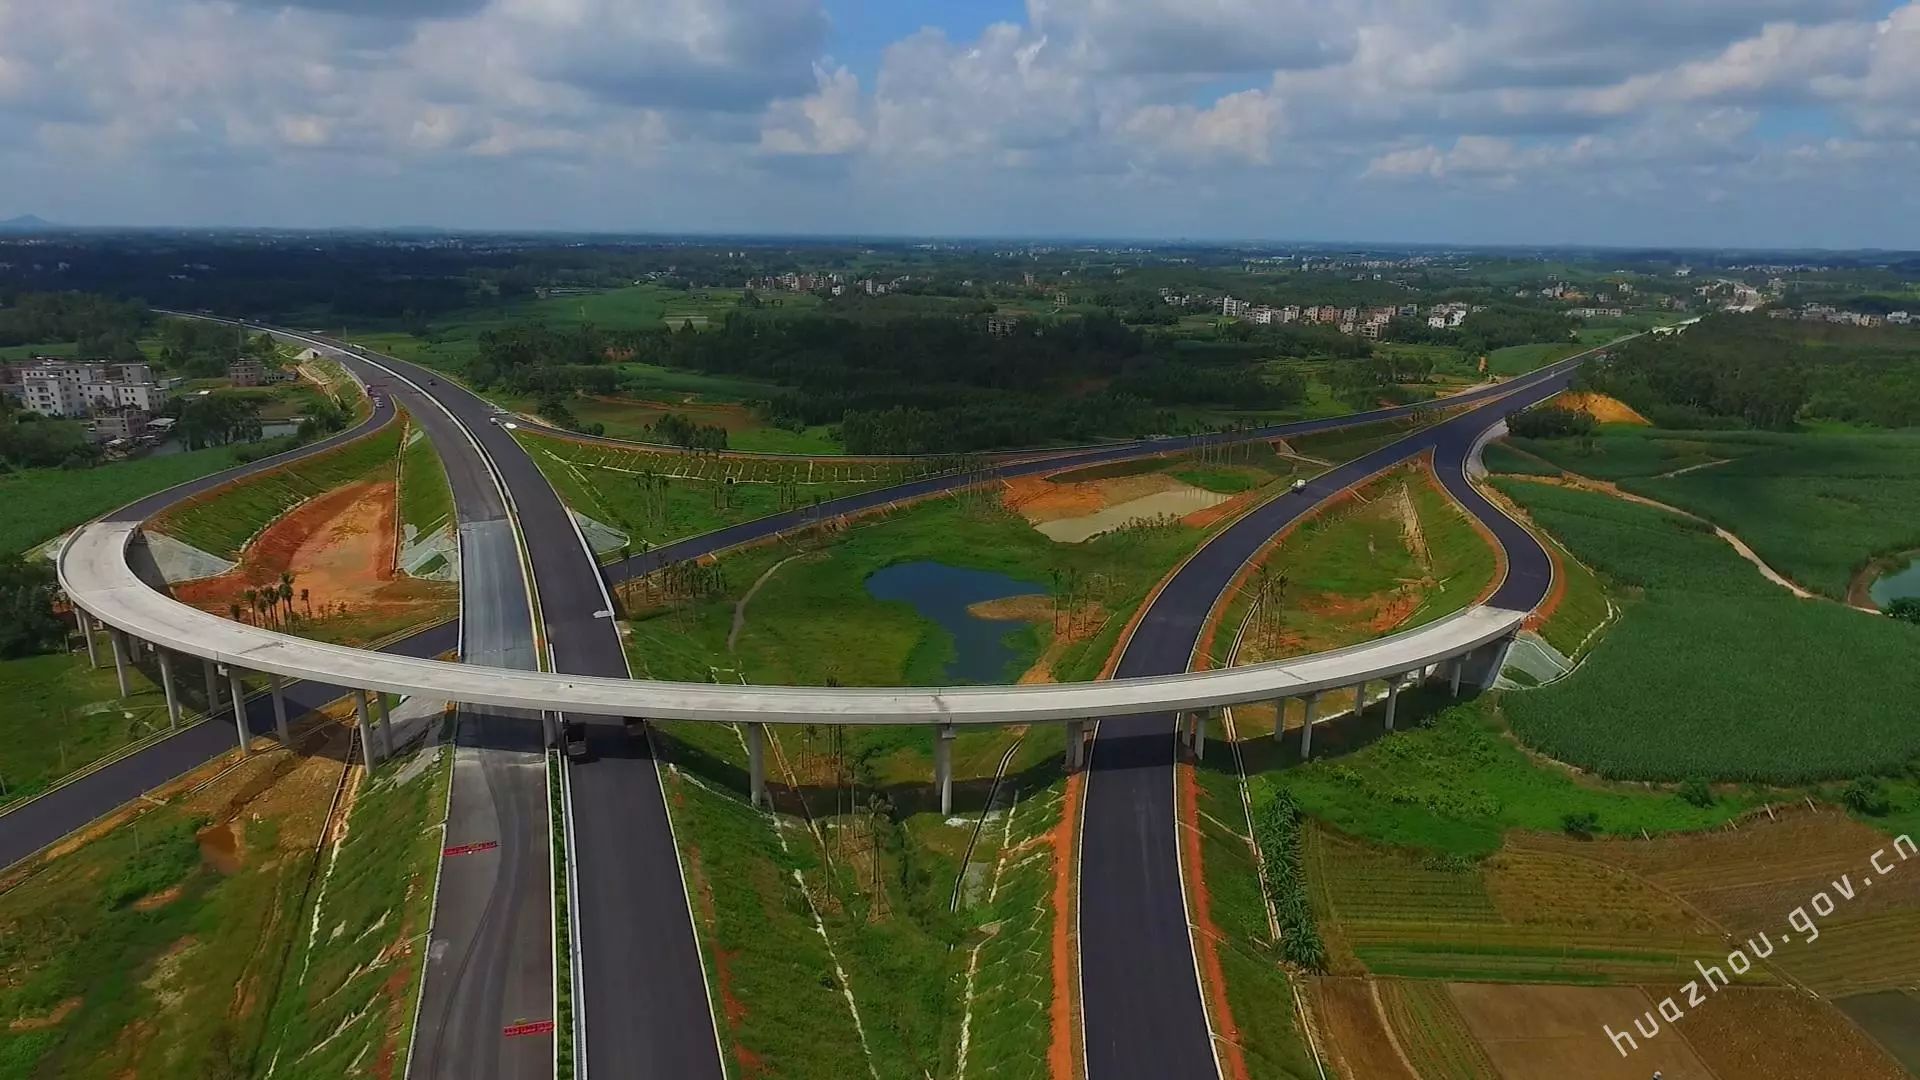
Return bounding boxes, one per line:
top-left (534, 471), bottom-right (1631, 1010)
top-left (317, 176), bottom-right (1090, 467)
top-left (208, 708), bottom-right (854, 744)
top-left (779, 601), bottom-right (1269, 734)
top-left (22, 372), bottom-right (86, 417)
top-left (8, 358), bottom-right (173, 419)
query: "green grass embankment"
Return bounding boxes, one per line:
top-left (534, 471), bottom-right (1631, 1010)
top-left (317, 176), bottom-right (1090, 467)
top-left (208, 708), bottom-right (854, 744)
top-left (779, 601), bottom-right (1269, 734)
top-left (397, 425), bottom-right (454, 540)
top-left (151, 420), bottom-right (404, 559)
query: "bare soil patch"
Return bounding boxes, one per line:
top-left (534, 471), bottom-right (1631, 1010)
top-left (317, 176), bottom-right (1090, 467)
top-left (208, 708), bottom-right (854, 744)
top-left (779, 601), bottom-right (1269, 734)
top-left (172, 478), bottom-right (454, 642)
top-left (1554, 390), bottom-right (1651, 425)
top-left (1309, 978), bottom-right (1417, 1080)
top-left (130, 884), bottom-right (183, 912)
top-left (1448, 983), bottom-right (1714, 1080)
top-left (1686, 987), bottom-right (1910, 1080)
top-left (1002, 471), bottom-right (1182, 523)
top-left (8, 996), bottom-right (81, 1031)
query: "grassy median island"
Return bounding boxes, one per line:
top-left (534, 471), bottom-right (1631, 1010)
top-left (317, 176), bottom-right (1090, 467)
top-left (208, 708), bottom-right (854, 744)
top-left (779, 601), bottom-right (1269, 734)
top-left (514, 429), bottom-right (947, 552)
top-left (151, 420), bottom-right (406, 561)
top-left (621, 472), bottom-right (1286, 1076)
top-left (0, 707), bottom-right (450, 1080)
top-left (148, 415), bottom-right (459, 648)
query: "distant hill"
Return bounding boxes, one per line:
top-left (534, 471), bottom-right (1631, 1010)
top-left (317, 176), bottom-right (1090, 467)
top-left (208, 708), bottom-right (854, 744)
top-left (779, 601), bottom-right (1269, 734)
top-left (0, 214), bottom-right (54, 231)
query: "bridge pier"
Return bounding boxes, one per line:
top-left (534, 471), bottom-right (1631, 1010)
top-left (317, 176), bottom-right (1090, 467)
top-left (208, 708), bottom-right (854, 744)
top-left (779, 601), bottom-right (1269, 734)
top-left (1448, 654), bottom-right (1464, 697)
top-left (935, 723), bottom-right (955, 816)
top-left (228, 666), bottom-right (249, 756)
top-left (108, 629), bottom-right (132, 699)
top-left (79, 611), bottom-right (99, 668)
top-left (745, 722), bottom-right (766, 808)
top-left (202, 658), bottom-right (223, 712)
top-left (1191, 710), bottom-right (1207, 761)
top-left (1065, 719), bottom-right (1086, 772)
top-left (156, 648), bottom-right (182, 730)
top-left (352, 690), bottom-right (377, 765)
top-left (1384, 675), bottom-right (1401, 731)
top-left (374, 693), bottom-right (393, 758)
top-left (1299, 692), bottom-right (1320, 759)
top-left (268, 673), bottom-right (290, 746)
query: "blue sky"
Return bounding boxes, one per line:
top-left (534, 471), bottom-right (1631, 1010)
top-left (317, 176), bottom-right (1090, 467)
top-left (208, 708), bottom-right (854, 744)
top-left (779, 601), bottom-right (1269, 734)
top-left (2, 0), bottom-right (1918, 247)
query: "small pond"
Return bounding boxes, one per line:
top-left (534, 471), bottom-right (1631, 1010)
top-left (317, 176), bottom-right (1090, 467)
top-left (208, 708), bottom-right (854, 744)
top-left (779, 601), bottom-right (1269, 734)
top-left (864, 560), bottom-right (1046, 684)
top-left (148, 420), bottom-right (302, 457)
top-left (1870, 555), bottom-right (1920, 608)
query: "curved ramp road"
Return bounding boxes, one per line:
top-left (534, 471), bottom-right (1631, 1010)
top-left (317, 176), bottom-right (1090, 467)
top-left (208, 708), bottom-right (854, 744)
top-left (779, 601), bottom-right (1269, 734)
top-left (31, 306), bottom-right (1616, 1080)
top-left (1076, 356), bottom-right (1585, 1080)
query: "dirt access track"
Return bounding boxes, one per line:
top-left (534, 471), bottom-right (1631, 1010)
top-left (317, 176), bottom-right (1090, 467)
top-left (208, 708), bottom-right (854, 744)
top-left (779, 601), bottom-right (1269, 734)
top-left (171, 478), bottom-right (452, 632)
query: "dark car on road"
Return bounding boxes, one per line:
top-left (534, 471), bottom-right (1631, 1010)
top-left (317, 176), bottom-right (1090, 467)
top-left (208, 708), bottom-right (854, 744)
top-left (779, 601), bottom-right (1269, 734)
top-left (560, 717), bottom-right (590, 762)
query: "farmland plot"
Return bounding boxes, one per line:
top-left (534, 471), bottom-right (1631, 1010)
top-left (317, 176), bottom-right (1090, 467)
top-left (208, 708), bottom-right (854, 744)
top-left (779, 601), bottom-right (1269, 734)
top-left (1518, 810), bottom-right (1920, 996)
top-left (1306, 825), bottom-right (1743, 987)
top-left (1499, 479), bottom-right (1920, 782)
top-left (1374, 979), bottom-right (1497, 1080)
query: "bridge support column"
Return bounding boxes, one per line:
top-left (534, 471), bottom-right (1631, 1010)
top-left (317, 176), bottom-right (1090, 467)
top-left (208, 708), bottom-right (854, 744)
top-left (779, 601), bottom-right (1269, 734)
top-left (745, 722), bottom-right (766, 808)
top-left (1476, 632), bottom-right (1518, 690)
top-left (1271, 699), bottom-right (1289, 743)
top-left (374, 694), bottom-right (393, 758)
top-left (156, 649), bottom-right (182, 731)
top-left (203, 658), bottom-right (223, 711)
top-left (1449, 655), bottom-right (1464, 697)
top-left (1065, 719), bottom-right (1086, 772)
top-left (1300, 693), bottom-right (1319, 759)
top-left (108, 629), bottom-right (132, 699)
top-left (352, 690), bottom-right (377, 766)
top-left (80, 611), bottom-right (99, 668)
top-left (269, 673), bottom-right (290, 746)
top-left (1191, 710), bottom-right (1207, 762)
top-left (1384, 676), bottom-right (1401, 732)
top-left (228, 666), bottom-right (249, 756)
top-left (935, 723), bottom-right (956, 817)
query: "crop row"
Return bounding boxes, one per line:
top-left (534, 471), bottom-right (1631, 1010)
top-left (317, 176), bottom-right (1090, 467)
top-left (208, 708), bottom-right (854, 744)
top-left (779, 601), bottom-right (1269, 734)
top-left (1500, 479), bottom-right (1920, 783)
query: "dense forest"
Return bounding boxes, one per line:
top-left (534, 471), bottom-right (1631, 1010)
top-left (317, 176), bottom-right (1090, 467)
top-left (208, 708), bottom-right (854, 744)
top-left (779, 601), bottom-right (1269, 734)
top-left (1578, 314), bottom-right (1920, 429)
top-left (466, 312), bottom-right (1315, 452)
top-left (0, 292), bottom-right (149, 357)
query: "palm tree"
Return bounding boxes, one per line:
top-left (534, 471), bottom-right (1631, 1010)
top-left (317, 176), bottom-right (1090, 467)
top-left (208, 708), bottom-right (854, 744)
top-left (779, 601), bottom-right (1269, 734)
top-left (300, 588), bottom-right (311, 617)
top-left (241, 588), bottom-right (258, 625)
top-left (278, 578), bottom-right (295, 622)
top-left (228, 601), bottom-right (244, 624)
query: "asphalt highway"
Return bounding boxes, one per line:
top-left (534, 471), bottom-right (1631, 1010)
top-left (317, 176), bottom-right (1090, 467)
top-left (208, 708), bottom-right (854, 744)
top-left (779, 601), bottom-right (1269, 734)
top-left (1076, 356), bottom-right (1586, 1080)
top-left (12, 314), bottom-right (1607, 1080)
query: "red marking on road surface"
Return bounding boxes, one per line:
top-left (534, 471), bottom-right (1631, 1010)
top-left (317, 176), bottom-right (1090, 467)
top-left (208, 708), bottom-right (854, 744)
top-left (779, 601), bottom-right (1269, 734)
top-left (504, 1020), bottom-right (555, 1038)
top-left (443, 840), bottom-right (499, 857)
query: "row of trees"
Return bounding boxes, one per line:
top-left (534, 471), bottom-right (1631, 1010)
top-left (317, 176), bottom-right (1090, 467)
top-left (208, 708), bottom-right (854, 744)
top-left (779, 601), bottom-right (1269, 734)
top-left (224, 572), bottom-right (308, 629)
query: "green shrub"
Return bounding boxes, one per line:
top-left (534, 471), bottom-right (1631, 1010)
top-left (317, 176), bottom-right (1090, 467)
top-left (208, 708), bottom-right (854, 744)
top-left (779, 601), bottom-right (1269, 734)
top-left (1678, 777), bottom-right (1714, 809)
top-left (1561, 811), bottom-right (1600, 838)
top-left (102, 818), bottom-right (204, 908)
top-left (1843, 777), bottom-right (1892, 817)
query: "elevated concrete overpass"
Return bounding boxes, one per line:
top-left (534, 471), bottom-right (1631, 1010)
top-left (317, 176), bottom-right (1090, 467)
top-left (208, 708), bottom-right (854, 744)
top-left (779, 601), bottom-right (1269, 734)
top-left (46, 316), bottom-right (1609, 1080)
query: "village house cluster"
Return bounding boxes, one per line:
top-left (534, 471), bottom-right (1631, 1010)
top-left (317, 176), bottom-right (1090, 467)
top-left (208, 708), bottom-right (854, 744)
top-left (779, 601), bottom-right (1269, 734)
top-left (743, 272), bottom-right (913, 298)
top-left (1, 354), bottom-right (296, 447)
top-left (0, 358), bottom-right (181, 444)
top-left (1771, 304), bottom-right (1912, 327)
top-left (1163, 288), bottom-right (1487, 339)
